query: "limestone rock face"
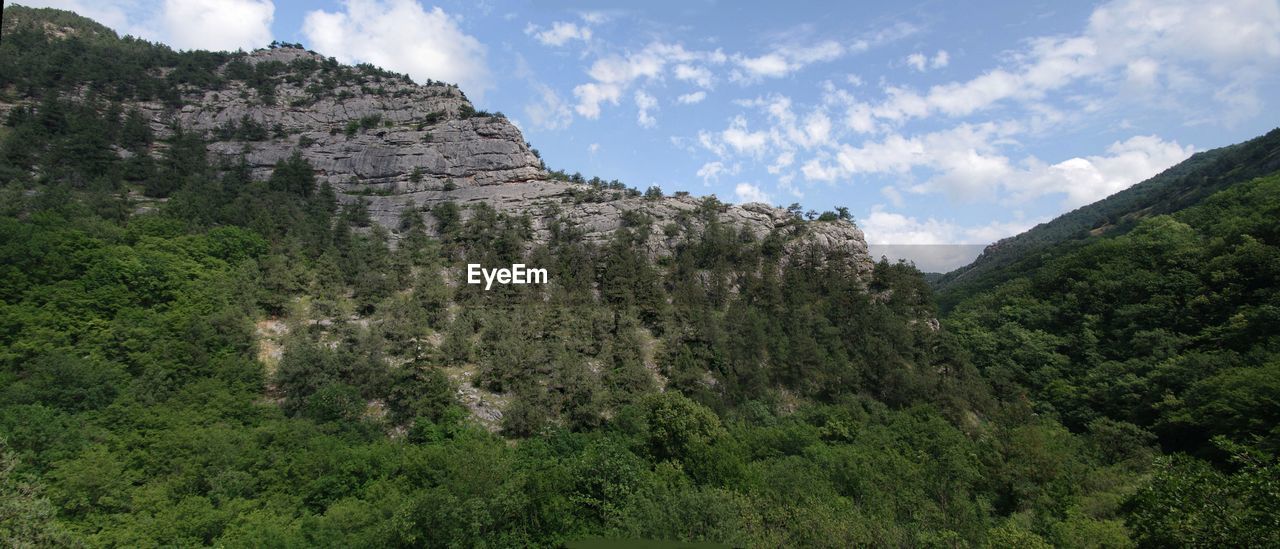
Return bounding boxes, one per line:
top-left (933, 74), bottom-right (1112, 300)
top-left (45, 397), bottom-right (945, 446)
top-left (142, 46), bottom-right (872, 273)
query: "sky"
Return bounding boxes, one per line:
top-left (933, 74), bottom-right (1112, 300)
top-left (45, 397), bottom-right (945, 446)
top-left (18, 0), bottom-right (1280, 270)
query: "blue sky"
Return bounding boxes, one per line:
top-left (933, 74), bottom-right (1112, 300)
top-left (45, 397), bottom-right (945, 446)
top-left (22, 0), bottom-right (1280, 268)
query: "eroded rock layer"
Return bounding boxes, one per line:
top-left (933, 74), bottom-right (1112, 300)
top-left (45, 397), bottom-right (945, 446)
top-left (138, 46), bottom-right (871, 270)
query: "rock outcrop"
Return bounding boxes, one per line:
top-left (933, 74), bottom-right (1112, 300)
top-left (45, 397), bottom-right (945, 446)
top-left (138, 46), bottom-right (871, 271)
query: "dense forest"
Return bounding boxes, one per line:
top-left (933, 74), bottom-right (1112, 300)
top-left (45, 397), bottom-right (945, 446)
top-left (2, 6), bottom-right (1278, 547)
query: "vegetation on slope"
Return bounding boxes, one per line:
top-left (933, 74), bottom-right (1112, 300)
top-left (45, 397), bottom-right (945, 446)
top-left (943, 173), bottom-right (1280, 544)
top-left (2, 6), bottom-right (1278, 547)
top-left (935, 128), bottom-right (1280, 311)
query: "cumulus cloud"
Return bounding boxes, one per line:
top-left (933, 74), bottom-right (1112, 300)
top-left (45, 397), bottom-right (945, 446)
top-left (731, 40), bottom-right (845, 81)
top-left (635, 90), bottom-right (658, 128)
top-left (674, 0), bottom-right (1261, 238)
top-left (907, 50), bottom-right (949, 71)
top-left (861, 206), bottom-right (1037, 245)
top-left (719, 116), bottom-right (770, 156)
top-left (162, 0), bottom-right (273, 51)
top-left (564, 19), bottom-right (914, 121)
top-left (572, 42), bottom-right (726, 119)
top-left (768, 151), bottom-right (795, 174)
top-left (22, 0), bottom-right (274, 51)
top-left (573, 83), bottom-right (622, 118)
top-left (674, 64), bottom-right (715, 88)
top-left (677, 91), bottom-right (707, 104)
top-left (800, 122), bottom-right (1190, 206)
top-left (905, 53), bottom-right (928, 72)
top-left (526, 20), bottom-right (592, 46)
top-left (1013, 135), bottom-right (1194, 207)
top-left (859, 0), bottom-right (1280, 125)
top-left (734, 183), bottom-right (772, 204)
top-left (696, 161), bottom-right (737, 184)
top-left (932, 50), bottom-right (950, 68)
top-left (303, 0), bottom-right (491, 99)
top-left (701, 94), bottom-right (839, 163)
top-left (17, 0), bottom-right (141, 35)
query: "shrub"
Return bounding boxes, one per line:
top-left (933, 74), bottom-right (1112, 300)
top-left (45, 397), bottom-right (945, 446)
top-left (359, 114), bottom-right (382, 130)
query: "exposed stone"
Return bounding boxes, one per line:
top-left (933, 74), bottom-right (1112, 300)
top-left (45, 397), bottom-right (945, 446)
top-left (129, 46), bottom-right (872, 274)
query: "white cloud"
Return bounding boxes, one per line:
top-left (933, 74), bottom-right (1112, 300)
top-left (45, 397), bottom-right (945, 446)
top-left (799, 121), bottom-right (1190, 206)
top-left (635, 90), bottom-right (658, 128)
top-left (1013, 135), bottom-right (1193, 207)
top-left (697, 130), bottom-right (726, 157)
top-left (862, 0), bottom-right (1280, 124)
top-left (768, 151), bottom-right (795, 174)
top-left (734, 183), bottom-right (772, 204)
top-left (18, 1), bottom-right (139, 35)
top-left (732, 40), bottom-right (845, 81)
top-left (696, 161), bottom-right (738, 184)
top-left (1125, 57), bottom-right (1160, 87)
top-left (717, 93), bottom-right (840, 157)
top-left (162, 0), bottom-right (273, 51)
top-left (861, 206), bottom-right (1037, 245)
top-left (588, 143), bottom-right (600, 155)
top-left (931, 50), bottom-right (950, 68)
top-left (736, 53), bottom-right (791, 78)
top-left (862, 208), bottom-right (961, 245)
top-left (674, 64), bottom-right (714, 88)
top-left (523, 81), bottom-right (573, 130)
top-left (799, 122), bottom-right (1018, 200)
top-left (572, 83), bottom-right (621, 118)
top-left (906, 53), bottom-right (927, 72)
top-left (571, 42), bottom-right (723, 118)
top-left (527, 20), bottom-right (592, 46)
top-left (677, 91), bottom-right (707, 104)
top-left (564, 23), bottom-right (910, 120)
top-left (777, 173), bottom-right (803, 198)
top-left (23, 0), bottom-right (274, 51)
top-left (799, 110), bottom-right (833, 148)
top-left (720, 116), bottom-right (769, 155)
top-left (303, 0), bottom-right (491, 99)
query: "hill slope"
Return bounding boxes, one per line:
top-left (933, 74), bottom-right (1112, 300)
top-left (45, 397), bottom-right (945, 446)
top-left (934, 128), bottom-right (1280, 310)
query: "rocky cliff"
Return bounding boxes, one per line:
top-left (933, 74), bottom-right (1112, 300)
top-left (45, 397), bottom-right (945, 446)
top-left (131, 46), bottom-right (870, 270)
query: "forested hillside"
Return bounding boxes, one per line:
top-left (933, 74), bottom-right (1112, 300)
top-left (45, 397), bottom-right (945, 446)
top-left (942, 173), bottom-right (1280, 544)
top-left (934, 129), bottom-right (1280, 311)
top-left (1, 6), bottom-right (1277, 547)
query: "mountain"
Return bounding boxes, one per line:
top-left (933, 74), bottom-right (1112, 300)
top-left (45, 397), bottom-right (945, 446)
top-left (1, 8), bottom-right (869, 269)
top-left (934, 128), bottom-right (1280, 311)
top-left (3, 6), bottom-right (1278, 547)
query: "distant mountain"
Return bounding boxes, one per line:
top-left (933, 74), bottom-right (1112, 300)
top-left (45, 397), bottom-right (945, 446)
top-left (934, 128), bottom-right (1280, 311)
